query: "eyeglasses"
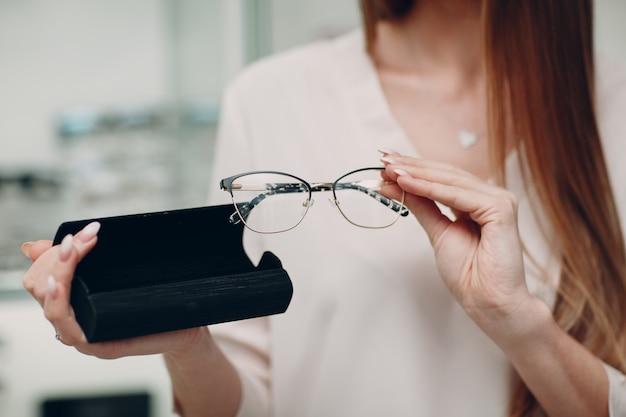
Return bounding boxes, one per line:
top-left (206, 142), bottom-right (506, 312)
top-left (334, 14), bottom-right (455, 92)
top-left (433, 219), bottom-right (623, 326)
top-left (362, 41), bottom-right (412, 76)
top-left (220, 167), bottom-right (409, 234)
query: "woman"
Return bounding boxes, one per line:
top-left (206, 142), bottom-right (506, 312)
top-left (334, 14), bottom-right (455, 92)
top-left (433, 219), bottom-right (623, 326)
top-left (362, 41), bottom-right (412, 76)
top-left (21, 0), bottom-right (626, 416)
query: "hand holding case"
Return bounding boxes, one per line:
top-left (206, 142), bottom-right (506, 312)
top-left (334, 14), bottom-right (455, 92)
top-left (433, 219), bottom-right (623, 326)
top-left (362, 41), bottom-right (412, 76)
top-left (52, 204), bottom-right (293, 343)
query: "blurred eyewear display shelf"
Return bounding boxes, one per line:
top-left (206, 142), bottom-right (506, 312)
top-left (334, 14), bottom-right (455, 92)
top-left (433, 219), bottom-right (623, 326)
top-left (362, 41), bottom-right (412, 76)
top-left (53, 204), bottom-right (293, 343)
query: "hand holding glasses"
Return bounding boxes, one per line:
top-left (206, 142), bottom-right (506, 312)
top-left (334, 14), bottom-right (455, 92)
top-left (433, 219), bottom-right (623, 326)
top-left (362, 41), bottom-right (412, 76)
top-left (220, 167), bottom-right (409, 234)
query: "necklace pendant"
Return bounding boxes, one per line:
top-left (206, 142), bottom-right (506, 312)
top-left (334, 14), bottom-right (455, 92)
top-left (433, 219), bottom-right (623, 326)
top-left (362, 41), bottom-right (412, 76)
top-left (458, 130), bottom-right (478, 149)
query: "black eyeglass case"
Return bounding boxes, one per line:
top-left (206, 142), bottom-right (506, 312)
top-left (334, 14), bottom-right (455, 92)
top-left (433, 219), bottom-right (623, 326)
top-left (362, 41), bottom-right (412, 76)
top-left (52, 204), bottom-right (293, 343)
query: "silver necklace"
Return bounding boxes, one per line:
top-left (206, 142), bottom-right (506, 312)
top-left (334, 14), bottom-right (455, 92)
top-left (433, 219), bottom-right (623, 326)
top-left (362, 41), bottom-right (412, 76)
top-left (404, 34), bottom-right (484, 150)
top-left (435, 102), bottom-right (484, 149)
top-left (457, 129), bottom-right (480, 149)
top-left (418, 84), bottom-right (484, 150)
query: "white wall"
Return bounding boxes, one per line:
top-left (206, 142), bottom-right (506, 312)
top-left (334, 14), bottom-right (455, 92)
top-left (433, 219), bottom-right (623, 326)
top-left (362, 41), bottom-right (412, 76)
top-left (172, 0), bottom-right (244, 102)
top-left (269, 0), bottom-right (359, 52)
top-left (595, 0), bottom-right (626, 63)
top-left (0, 0), bottom-right (170, 167)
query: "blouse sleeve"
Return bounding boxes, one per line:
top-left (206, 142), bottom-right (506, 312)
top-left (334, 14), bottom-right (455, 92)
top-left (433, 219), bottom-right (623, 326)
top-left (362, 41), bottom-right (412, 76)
top-left (211, 318), bottom-right (272, 417)
top-left (604, 364), bottom-right (626, 417)
top-left (207, 82), bottom-right (273, 416)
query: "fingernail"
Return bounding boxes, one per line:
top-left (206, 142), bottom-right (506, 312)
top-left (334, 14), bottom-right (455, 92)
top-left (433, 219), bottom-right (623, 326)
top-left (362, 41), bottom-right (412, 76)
top-left (378, 147), bottom-right (400, 156)
top-left (21, 242), bottom-right (33, 257)
top-left (394, 168), bottom-right (409, 177)
top-left (380, 156), bottom-right (397, 165)
top-left (59, 234), bottom-right (74, 261)
top-left (77, 221), bottom-right (101, 242)
top-left (47, 275), bottom-right (58, 300)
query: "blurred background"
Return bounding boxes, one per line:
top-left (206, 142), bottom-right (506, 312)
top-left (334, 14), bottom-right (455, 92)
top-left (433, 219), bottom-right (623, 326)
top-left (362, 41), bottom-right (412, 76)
top-left (0, 1), bottom-right (624, 416)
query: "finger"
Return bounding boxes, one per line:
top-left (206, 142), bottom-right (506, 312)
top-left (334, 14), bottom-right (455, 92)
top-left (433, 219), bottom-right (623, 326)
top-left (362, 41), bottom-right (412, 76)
top-left (22, 221), bottom-right (101, 294)
top-left (43, 274), bottom-right (87, 345)
top-left (394, 168), bottom-right (518, 227)
top-left (381, 153), bottom-right (480, 182)
top-left (391, 165), bottom-right (496, 199)
top-left (67, 221), bottom-right (102, 260)
top-left (25, 222), bottom-right (100, 329)
top-left (381, 156), bottom-right (500, 215)
top-left (379, 178), bottom-right (404, 202)
top-left (377, 147), bottom-right (401, 156)
top-left (54, 222), bottom-right (101, 284)
top-left (46, 222), bottom-right (101, 341)
top-left (23, 247), bottom-right (57, 303)
top-left (401, 191), bottom-right (453, 244)
top-left (21, 240), bottom-right (53, 261)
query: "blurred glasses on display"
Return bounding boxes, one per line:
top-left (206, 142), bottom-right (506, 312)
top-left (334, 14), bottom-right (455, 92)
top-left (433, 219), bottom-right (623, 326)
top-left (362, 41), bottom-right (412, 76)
top-left (220, 167), bottom-right (409, 234)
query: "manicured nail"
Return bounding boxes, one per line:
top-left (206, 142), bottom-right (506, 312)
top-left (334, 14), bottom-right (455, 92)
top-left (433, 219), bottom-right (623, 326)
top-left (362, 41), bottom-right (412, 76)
top-left (378, 148), bottom-right (400, 156)
top-left (59, 234), bottom-right (74, 261)
top-left (394, 168), bottom-right (409, 177)
top-left (21, 242), bottom-right (33, 257)
top-left (77, 221), bottom-right (101, 242)
top-left (47, 275), bottom-right (58, 300)
top-left (380, 156), bottom-right (397, 165)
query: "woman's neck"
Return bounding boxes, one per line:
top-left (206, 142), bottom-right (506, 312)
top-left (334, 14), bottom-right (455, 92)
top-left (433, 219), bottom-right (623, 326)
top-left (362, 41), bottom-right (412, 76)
top-left (374, 0), bottom-right (483, 91)
top-left (371, 0), bottom-right (491, 178)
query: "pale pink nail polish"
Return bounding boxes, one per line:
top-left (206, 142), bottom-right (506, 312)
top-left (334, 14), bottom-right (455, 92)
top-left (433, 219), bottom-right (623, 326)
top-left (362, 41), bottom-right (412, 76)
top-left (21, 242), bottom-right (33, 257)
top-left (380, 156), bottom-right (397, 165)
top-left (47, 275), bottom-right (58, 300)
top-left (378, 147), bottom-right (400, 156)
top-left (394, 168), bottom-right (409, 177)
top-left (77, 221), bottom-right (101, 242)
top-left (59, 234), bottom-right (73, 261)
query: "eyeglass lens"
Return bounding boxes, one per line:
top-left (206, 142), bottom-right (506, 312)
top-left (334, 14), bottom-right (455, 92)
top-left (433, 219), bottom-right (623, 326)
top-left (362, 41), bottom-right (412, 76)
top-left (332, 168), bottom-right (404, 229)
top-left (229, 172), bottom-right (311, 233)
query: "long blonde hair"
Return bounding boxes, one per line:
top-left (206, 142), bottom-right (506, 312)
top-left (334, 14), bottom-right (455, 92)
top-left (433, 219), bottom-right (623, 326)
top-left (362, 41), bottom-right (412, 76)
top-left (360, 0), bottom-right (626, 415)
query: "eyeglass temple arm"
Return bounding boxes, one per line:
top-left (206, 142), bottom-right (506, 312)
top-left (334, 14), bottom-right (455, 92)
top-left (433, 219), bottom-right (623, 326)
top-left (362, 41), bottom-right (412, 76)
top-left (224, 181), bottom-right (409, 225)
top-left (229, 198), bottom-right (265, 225)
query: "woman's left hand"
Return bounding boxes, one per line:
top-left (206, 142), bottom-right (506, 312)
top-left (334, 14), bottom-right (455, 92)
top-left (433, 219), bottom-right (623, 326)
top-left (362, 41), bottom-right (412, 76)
top-left (381, 152), bottom-right (537, 342)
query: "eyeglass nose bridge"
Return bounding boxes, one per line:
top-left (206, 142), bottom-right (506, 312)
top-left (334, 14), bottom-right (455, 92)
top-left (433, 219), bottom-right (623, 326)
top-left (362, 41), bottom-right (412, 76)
top-left (309, 182), bottom-right (333, 191)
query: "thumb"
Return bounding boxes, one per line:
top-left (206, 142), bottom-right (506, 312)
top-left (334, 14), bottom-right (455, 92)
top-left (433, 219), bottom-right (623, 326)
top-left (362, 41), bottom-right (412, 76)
top-left (21, 240), bottom-right (53, 261)
top-left (400, 190), bottom-right (452, 246)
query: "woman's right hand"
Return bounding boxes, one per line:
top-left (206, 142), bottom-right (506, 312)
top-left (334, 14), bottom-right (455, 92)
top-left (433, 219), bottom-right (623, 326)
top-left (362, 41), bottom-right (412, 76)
top-left (21, 222), bottom-right (206, 360)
